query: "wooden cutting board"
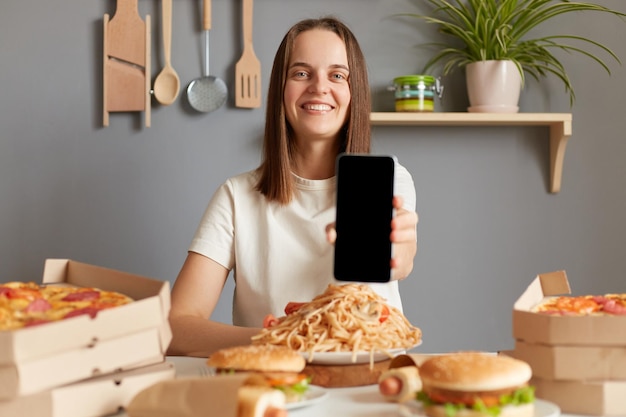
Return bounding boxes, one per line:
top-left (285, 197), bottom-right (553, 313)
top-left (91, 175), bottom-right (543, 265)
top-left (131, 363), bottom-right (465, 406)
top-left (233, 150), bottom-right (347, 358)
top-left (102, 0), bottom-right (151, 127)
top-left (302, 359), bottom-right (391, 388)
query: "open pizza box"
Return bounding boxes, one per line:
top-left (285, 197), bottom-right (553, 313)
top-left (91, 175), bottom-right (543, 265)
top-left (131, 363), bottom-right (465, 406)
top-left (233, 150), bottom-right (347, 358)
top-left (0, 361), bottom-right (175, 417)
top-left (512, 270), bottom-right (626, 345)
top-left (531, 376), bottom-right (626, 416)
top-left (0, 259), bottom-right (171, 364)
top-left (510, 340), bottom-right (626, 380)
top-left (0, 259), bottom-right (172, 399)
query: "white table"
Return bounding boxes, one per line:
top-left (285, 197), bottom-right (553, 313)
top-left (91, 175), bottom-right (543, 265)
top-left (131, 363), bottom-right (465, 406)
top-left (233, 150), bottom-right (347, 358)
top-left (167, 356), bottom-right (587, 417)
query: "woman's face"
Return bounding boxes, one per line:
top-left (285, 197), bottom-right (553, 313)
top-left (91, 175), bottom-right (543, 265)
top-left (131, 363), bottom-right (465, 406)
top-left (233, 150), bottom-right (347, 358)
top-left (283, 29), bottom-right (351, 144)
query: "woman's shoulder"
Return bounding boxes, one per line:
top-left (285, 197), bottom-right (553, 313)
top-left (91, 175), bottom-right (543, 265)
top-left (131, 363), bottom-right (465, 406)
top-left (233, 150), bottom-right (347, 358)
top-left (215, 169), bottom-right (262, 202)
top-left (225, 169), bottom-right (258, 183)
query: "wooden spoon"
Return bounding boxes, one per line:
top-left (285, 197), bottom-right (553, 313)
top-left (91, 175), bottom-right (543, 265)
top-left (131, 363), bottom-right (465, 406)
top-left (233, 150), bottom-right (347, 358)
top-left (153, 0), bottom-right (180, 105)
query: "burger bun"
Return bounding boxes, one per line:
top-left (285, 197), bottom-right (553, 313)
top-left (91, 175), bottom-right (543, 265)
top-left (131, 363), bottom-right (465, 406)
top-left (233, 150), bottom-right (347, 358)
top-left (207, 344), bottom-right (305, 373)
top-left (419, 352), bottom-right (532, 392)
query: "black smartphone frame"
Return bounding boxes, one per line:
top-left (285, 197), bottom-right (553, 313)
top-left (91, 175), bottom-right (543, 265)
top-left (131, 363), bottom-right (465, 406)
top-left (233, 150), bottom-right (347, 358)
top-left (333, 153), bottom-right (396, 283)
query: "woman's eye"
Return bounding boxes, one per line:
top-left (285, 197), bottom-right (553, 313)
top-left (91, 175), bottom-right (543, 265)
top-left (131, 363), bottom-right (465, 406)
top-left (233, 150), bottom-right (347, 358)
top-left (294, 71), bottom-right (308, 78)
top-left (332, 73), bottom-right (348, 81)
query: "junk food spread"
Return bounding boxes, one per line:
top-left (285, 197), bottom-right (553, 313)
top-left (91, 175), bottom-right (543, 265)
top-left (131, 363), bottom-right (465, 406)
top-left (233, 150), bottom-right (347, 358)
top-left (416, 352), bottom-right (535, 417)
top-left (207, 344), bottom-right (310, 403)
top-left (251, 283), bottom-right (422, 363)
top-left (532, 293), bottom-right (626, 315)
top-left (0, 281), bottom-right (133, 330)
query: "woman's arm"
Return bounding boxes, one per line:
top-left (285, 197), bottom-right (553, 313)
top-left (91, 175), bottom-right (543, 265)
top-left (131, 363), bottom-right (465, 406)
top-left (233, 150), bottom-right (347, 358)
top-left (167, 252), bottom-right (260, 357)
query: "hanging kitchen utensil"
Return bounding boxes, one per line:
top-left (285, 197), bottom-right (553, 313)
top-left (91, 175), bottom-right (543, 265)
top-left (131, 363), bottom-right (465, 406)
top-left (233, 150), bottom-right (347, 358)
top-left (235, 0), bottom-right (261, 108)
top-left (153, 0), bottom-right (180, 106)
top-left (187, 0), bottom-right (227, 113)
top-left (103, 0), bottom-right (151, 127)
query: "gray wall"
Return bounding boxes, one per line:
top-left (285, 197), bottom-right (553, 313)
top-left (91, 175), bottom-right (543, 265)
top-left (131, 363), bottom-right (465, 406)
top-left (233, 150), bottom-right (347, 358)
top-left (2, 0), bottom-right (625, 353)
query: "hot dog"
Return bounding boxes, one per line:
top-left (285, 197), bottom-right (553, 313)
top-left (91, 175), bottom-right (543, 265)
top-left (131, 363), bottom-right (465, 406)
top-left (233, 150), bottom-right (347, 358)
top-left (378, 366), bottom-right (421, 402)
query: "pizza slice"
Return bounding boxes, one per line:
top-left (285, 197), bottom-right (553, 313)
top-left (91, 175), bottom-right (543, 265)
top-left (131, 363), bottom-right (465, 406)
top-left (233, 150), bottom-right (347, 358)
top-left (0, 281), bottom-right (133, 330)
top-left (533, 293), bottom-right (626, 316)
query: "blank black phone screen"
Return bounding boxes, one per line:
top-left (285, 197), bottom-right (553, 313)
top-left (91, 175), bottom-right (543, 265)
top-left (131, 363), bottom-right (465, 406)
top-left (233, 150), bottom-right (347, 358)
top-left (334, 154), bottom-right (395, 283)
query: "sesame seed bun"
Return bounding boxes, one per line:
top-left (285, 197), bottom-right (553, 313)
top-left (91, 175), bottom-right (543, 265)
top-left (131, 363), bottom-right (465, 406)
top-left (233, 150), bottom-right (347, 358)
top-left (419, 352), bottom-right (532, 392)
top-left (207, 344), bottom-right (306, 373)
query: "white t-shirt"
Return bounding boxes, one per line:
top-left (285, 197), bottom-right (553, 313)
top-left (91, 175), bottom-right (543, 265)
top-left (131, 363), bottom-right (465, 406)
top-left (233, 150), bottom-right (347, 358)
top-left (189, 163), bottom-right (416, 327)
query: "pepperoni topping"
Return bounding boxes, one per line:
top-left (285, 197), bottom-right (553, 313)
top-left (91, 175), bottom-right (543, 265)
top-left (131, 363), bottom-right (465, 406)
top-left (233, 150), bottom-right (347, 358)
top-left (62, 290), bottom-right (101, 302)
top-left (25, 298), bottom-right (52, 312)
top-left (64, 307), bottom-right (102, 319)
top-left (603, 299), bottom-right (626, 315)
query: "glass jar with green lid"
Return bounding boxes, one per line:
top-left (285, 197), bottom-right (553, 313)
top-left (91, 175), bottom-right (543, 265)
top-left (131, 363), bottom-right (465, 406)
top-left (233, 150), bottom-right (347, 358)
top-left (391, 75), bottom-right (443, 112)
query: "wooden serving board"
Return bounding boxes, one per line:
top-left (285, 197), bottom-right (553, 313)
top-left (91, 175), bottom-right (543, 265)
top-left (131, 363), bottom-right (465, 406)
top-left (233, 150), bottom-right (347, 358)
top-left (302, 359), bottom-right (391, 388)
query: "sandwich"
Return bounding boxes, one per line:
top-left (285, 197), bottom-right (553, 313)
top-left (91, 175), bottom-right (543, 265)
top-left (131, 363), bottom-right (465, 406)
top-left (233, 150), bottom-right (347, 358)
top-left (207, 344), bottom-right (310, 403)
top-left (416, 352), bottom-right (535, 417)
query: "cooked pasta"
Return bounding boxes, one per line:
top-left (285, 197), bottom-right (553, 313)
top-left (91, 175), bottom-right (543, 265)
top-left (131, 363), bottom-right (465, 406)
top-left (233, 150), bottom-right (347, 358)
top-left (251, 283), bottom-right (422, 363)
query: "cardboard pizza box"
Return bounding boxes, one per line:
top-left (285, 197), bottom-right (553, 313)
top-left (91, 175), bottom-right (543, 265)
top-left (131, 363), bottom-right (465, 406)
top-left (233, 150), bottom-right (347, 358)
top-left (512, 270), bottom-right (626, 345)
top-left (0, 259), bottom-right (171, 365)
top-left (531, 376), bottom-right (626, 416)
top-left (510, 340), bottom-right (626, 381)
top-left (0, 325), bottom-right (168, 400)
top-left (0, 361), bottom-right (175, 417)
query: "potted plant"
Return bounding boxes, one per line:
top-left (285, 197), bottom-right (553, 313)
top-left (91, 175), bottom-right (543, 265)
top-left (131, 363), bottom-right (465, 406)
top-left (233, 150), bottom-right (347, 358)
top-left (398, 0), bottom-right (626, 111)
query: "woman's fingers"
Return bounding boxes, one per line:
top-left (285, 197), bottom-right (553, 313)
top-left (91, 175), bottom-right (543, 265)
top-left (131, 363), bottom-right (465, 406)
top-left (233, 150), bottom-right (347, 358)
top-left (325, 222), bottom-right (337, 244)
top-left (391, 209), bottom-right (418, 243)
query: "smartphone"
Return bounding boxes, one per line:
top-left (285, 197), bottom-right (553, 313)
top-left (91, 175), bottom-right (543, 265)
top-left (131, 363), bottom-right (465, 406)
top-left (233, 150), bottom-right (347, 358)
top-left (334, 154), bottom-right (396, 283)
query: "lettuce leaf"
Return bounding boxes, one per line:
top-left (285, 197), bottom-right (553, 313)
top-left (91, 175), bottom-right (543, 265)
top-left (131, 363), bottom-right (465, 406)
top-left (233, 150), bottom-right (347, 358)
top-left (416, 386), bottom-right (535, 417)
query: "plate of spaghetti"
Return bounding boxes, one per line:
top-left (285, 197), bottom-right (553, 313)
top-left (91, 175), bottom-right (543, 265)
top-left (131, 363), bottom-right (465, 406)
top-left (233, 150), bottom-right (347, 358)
top-left (298, 346), bottom-right (419, 365)
top-left (251, 283), bottom-right (422, 366)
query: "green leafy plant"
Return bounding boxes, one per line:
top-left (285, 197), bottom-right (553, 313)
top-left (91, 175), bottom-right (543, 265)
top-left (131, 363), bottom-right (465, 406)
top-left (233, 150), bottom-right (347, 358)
top-left (398, 0), bottom-right (626, 105)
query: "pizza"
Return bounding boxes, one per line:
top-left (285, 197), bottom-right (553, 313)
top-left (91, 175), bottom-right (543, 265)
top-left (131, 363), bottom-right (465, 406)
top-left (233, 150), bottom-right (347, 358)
top-left (533, 293), bottom-right (626, 316)
top-left (0, 281), bottom-right (133, 330)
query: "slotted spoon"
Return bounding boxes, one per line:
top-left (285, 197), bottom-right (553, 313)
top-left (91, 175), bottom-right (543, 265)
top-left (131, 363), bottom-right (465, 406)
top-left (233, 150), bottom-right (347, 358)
top-left (187, 0), bottom-right (227, 113)
top-left (234, 0), bottom-right (261, 108)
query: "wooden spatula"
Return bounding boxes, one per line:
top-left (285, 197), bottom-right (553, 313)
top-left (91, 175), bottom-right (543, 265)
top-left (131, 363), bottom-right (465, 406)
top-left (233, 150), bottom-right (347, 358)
top-left (235, 0), bottom-right (261, 108)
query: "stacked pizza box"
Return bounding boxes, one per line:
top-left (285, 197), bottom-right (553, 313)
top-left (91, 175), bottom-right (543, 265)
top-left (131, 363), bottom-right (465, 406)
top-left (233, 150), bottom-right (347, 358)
top-left (0, 259), bottom-right (176, 417)
top-left (509, 270), bottom-right (626, 416)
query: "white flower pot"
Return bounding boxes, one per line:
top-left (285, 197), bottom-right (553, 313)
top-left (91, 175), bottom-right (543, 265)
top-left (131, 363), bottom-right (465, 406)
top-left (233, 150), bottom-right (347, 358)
top-left (466, 60), bottom-right (522, 113)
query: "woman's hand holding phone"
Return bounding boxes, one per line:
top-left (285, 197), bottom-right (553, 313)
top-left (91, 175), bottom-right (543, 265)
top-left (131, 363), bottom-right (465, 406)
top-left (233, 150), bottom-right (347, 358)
top-left (331, 153), bottom-right (417, 283)
top-left (327, 195), bottom-right (417, 281)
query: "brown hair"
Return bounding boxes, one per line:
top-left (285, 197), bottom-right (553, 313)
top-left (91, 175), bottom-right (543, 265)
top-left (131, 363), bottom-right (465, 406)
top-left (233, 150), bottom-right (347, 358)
top-left (255, 16), bottom-right (371, 204)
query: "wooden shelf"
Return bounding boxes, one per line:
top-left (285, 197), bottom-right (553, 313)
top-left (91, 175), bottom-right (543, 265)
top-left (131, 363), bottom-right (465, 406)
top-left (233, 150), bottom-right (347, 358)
top-left (370, 112), bottom-right (573, 193)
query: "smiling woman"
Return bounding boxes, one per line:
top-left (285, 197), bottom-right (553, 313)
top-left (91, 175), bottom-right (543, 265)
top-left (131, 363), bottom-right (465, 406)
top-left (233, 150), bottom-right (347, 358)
top-left (167, 16), bottom-right (419, 358)
top-left (282, 29), bottom-right (352, 148)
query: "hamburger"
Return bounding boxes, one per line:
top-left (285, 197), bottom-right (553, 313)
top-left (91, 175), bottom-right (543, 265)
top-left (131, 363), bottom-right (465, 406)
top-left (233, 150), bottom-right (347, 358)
top-left (416, 352), bottom-right (535, 417)
top-left (207, 344), bottom-right (310, 403)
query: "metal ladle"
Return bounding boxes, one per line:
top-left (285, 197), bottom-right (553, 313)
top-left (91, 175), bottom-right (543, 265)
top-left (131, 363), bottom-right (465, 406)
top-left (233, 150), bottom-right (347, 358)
top-left (187, 0), bottom-right (227, 112)
top-left (153, 0), bottom-right (180, 105)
